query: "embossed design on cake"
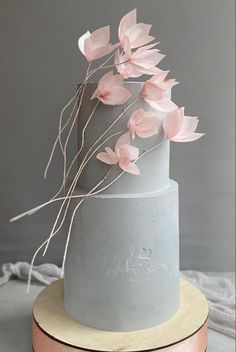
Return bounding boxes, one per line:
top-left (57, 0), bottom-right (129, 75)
top-left (108, 248), bottom-right (169, 282)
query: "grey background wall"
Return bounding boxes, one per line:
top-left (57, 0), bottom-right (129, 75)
top-left (0, 0), bottom-right (235, 271)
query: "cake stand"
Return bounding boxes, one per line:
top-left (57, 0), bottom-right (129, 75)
top-left (32, 278), bottom-right (208, 351)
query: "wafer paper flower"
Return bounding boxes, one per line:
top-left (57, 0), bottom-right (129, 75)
top-left (118, 9), bottom-right (155, 49)
top-left (97, 133), bottom-right (140, 175)
top-left (90, 71), bottom-right (131, 105)
top-left (163, 108), bottom-right (205, 142)
top-left (142, 71), bottom-right (178, 112)
top-left (127, 109), bottom-right (161, 140)
top-left (115, 40), bottom-right (164, 78)
top-left (78, 26), bottom-right (119, 62)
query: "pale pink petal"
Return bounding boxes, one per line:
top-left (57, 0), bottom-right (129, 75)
top-left (119, 9), bottom-right (137, 43)
top-left (126, 23), bottom-right (154, 48)
top-left (129, 109), bottom-right (144, 124)
top-left (172, 133), bottom-right (205, 142)
top-left (134, 65), bottom-right (162, 76)
top-left (104, 147), bottom-right (119, 163)
top-left (131, 34), bottom-right (155, 49)
top-left (98, 86), bottom-right (131, 105)
top-left (123, 36), bottom-right (132, 58)
top-left (92, 72), bottom-right (130, 105)
top-left (109, 86), bottom-right (131, 105)
top-left (163, 108), bottom-right (204, 142)
top-left (122, 162), bottom-right (140, 175)
top-left (86, 45), bottom-right (114, 61)
top-left (121, 65), bottom-right (143, 78)
top-left (95, 71), bottom-right (119, 93)
top-left (97, 150), bottom-right (117, 165)
top-left (90, 87), bottom-right (100, 100)
top-left (121, 144), bottom-right (139, 160)
top-left (177, 116), bottom-right (199, 136)
top-left (146, 97), bottom-right (178, 112)
top-left (127, 109), bottom-right (142, 139)
top-left (150, 70), bottom-right (178, 91)
top-left (116, 42), bottom-right (164, 78)
top-left (90, 71), bottom-right (113, 100)
top-left (90, 26), bottom-right (110, 46)
top-left (163, 108), bottom-right (184, 140)
top-left (104, 73), bottom-right (124, 90)
top-left (115, 132), bottom-right (131, 151)
top-left (136, 128), bottom-right (159, 139)
top-left (136, 115), bottom-right (161, 138)
top-left (135, 42), bottom-right (158, 52)
top-left (142, 81), bottom-right (165, 101)
top-left (83, 38), bottom-right (93, 61)
top-left (132, 51), bottom-right (165, 69)
top-left (99, 71), bottom-right (114, 87)
top-left (78, 31), bottom-right (91, 55)
top-left (142, 110), bottom-right (161, 121)
top-left (158, 78), bottom-right (179, 91)
top-left (150, 70), bottom-right (170, 83)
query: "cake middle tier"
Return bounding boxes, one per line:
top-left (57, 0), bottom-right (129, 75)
top-left (64, 180), bottom-right (179, 332)
top-left (76, 82), bottom-right (170, 194)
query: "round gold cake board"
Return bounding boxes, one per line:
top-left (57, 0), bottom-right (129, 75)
top-left (32, 279), bottom-right (208, 352)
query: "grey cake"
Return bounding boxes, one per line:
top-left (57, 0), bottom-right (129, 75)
top-left (64, 82), bottom-right (180, 332)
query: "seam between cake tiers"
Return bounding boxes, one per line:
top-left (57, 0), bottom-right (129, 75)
top-left (72, 179), bottom-right (178, 199)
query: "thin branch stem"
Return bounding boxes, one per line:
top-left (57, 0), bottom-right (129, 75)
top-left (43, 99), bottom-right (140, 253)
top-left (41, 130), bottom-right (123, 256)
top-left (12, 97), bottom-right (140, 222)
top-left (87, 51), bottom-right (116, 78)
top-left (78, 100), bottom-right (100, 161)
top-left (10, 131), bottom-right (124, 222)
top-left (62, 63), bottom-right (91, 193)
top-left (45, 135), bottom-right (164, 258)
top-left (12, 97), bottom-right (139, 223)
top-left (60, 166), bottom-right (114, 277)
top-left (58, 85), bottom-right (83, 155)
top-left (26, 138), bottom-right (165, 292)
top-left (93, 59), bottom-right (129, 72)
top-left (26, 166), bottom-right (113, 293)
top-left (43, 89), bottom-right (80, 179)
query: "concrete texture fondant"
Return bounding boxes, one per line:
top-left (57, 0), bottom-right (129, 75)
top-left (64, 82), bottom-right (180, 331)
top-left (64, 181), bottom-right (179, 331)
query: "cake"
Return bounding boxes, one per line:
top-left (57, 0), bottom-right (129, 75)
top-left (64, 83), bottom-right (180, 331)
top-left (11, 7), bottom-right (204, 336)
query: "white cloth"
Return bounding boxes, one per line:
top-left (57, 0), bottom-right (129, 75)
top-left (182, 270), bottom-right (235, 338)
top-left (0, 262), bottom-right (235, 338)
top-left (0, 262), bottom-right (61, 286)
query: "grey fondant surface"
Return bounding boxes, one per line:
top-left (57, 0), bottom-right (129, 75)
top-left (77, 82), bottom-right (170, 194)
top-left (64, 180), bottom-right (179, 331)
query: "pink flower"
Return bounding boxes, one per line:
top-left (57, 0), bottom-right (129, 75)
top-left (90, 71), bottom-right (131, 105)
top-left (163, 108), bottom-right (205, 142)
top-left (97, 133), bottom-right (140, 175)
top-left (127, 109), bottom-right (161, 140)
top-left (118, 9), bottom-right (155, 49)
top-left (142, 70), bottom-right (178, 112)
top-left (78, 26), bottom-right (119, 62)
top-left (115, 39), bottom-right (164, 79)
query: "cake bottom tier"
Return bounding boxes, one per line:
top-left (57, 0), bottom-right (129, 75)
top-left (64, 180), bottom-right (179, 331)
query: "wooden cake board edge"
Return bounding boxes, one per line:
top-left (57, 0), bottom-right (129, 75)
top-left (32, 279), bottom-right (209, 352)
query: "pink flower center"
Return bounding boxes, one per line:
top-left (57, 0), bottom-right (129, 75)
top-left (100, 90), bottom-right (111, 99)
